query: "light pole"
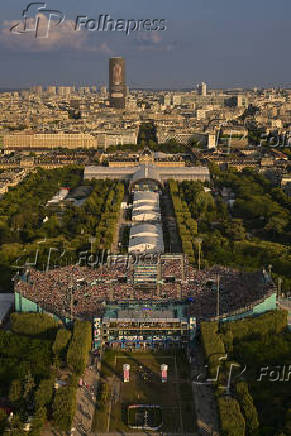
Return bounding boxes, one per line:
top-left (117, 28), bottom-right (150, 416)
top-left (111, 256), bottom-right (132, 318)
top-left (216, 274), bottom-right (220, 319)
top-left (277, 277), bottom-right (282, 298)
top-left (89, 236), bottom-right (96, 255)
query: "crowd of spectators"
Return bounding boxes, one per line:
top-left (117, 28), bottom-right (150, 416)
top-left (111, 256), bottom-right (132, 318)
top-left (188, 266), bottom-right (275, 319)
top-left (161, 258), bottom-right (183, 280)
top-left (15, 257), bottom-right (274, 321)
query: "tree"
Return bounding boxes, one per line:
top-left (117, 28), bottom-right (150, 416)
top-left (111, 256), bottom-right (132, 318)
top-left (223, 328), bottom-right (233, 354)
top-left (67, 321), bottom-right (91, 375)
top-left (29, 406), bottom-right (47, 436)
top-left (225, 219), bottom-right (246, 241)
top-left (42, 215), bottom-right (61, 238)
top-left (200, 322), bottom-right (225, 379)
top-left (218, 396), bottom-right (245, 436)
top-left (52, 329), bottom-right (71, 361)
top-left (8, 379), bottom-right (22, 404)
top-left (23, 371), bottom-right (35, 401)
top-left (284, 408), bottom-right (291, 435)
top-left (236, 382), bottom-right (259, 434)
top-left (189, 219), bottom-right (198, 235)
top-left (34, 378), bottom-right (54, 411)
top-left (0, 408), bottom-right (7, 434)
top-left (195, 191), bottom-right (215, 218)
top-left (3, 415), bottom-right (26, 436)
top-left (264, 215), bottom-right (288, 237)
top-left (52, 384), bottom-right (77, 432)
top-left (10, 313), bottom-right (58, 339)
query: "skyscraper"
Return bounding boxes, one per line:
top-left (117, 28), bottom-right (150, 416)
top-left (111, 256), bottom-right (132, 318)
top-left (197, 82), bottom-right (207, 96)
top-left (47, 86), bottom-right (57, 96)
top-left (100, 85), bottom-right (107, 97)
top-left (109, 57), bottom-right (126, 109)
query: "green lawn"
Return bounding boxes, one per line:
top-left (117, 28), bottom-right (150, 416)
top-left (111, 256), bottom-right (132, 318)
top-left (93, 350), bottom-right (195, 432)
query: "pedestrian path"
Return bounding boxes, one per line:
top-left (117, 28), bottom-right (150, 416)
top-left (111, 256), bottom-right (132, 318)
top-left (191, 345), bottom-right (220, 436)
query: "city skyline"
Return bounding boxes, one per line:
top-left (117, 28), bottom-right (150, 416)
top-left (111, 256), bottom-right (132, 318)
top-left (0, 0), bottom-right (291, 88)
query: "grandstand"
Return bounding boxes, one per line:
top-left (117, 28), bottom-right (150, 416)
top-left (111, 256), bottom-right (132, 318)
top-left (93, 303), bottom-right (196, 349)
top-left (133, 264), bottom-right (158, 285)
top-left (14, 253), bottom-right (277, 344)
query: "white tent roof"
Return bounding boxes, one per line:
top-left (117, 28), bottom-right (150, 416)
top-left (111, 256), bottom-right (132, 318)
top-left (130, 223), bottom-right (162, 238)
top-left (133, 191), bottom-right (159, 203)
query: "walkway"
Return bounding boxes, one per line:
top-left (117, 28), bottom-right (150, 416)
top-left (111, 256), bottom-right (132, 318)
top-left (160, 185), bottom-right (182, 253)
top-left (190, 345), bottom-right (220, 436)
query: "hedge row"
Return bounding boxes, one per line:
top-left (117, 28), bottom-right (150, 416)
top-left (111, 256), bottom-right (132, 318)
top-left (10, 313), bottom-right (59, 340)
top-left (169, 180), bottom-right (197, 262)
top-left (200, 321), bottom-right (225, 379)
top-left (236, 382), bottom-right (259, 435)
top-left (218, 396), bottom-right (245, 436)
top-left (94, 182), bottom-right (124, 249)
top-left (52, 377), bottom-right (77, 432)
top-left (66, 320), bottom-right (92, 375)
top-left (220, 310), bottom-right (288, 342)
top-left (52, 328), bottom-right (71, 361)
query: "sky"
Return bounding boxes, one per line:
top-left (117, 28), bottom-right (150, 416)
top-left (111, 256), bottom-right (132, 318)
top-left (0, 0), bottom-right (291, 89)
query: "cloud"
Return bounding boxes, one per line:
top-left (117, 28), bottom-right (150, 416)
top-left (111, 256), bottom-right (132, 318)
top-left (97, 42), bottom-right (114, 56)
top-left (1, 15), bottom-right (112, 54)
top-left (133, 32), bottom-right (176, 52)
top-left (0, 14), bottom-right (174, 57)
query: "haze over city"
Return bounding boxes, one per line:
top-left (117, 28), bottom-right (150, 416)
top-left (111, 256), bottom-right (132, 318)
top-left (1, 0), bottom-right (291, 88)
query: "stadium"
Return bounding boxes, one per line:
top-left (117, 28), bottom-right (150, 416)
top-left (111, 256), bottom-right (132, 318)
top-left (14, 255), bottom-right (276, 349)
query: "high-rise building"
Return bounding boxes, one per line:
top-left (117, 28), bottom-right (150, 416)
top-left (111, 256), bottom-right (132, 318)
top-left (100, 85), bottom-right (107, 97)
top-left (47, 86), bottom-right (57, 96)
top-left (197, 81), bottom-right (207, 96)
top-left (58, 86), bottom-right (72, 97)
top-left (79, 86), bottom-right (91, 95)
top-left (31, 86), bottom-right (43, 95)
top-left (109, 57), bottom-right (126, 109)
